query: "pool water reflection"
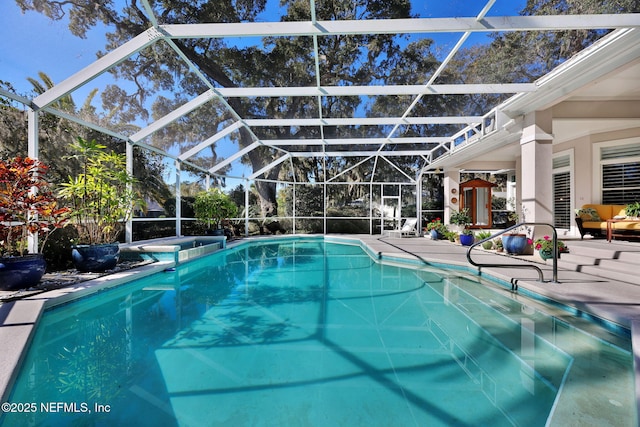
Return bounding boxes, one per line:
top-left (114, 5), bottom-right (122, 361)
top-left (2, 238), bottom-right (634, 426)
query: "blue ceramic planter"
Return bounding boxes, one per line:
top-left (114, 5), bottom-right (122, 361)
top-left (0, 254), bottom-right (47, 291)
top-left (459, 234), bottom-right (474, 246)
top-left (430, 230), bottom-right (445, 240)
top-left (502, 234), bottom-right (529, 255)
top-left (72, 243), bottom-right (120, 272)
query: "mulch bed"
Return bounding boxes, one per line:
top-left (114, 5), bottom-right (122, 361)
top-left (0, 260), bottom-right (154, 303)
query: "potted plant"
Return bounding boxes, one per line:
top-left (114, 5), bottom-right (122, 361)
top-left (58, 137), bottom-right (140, 272)
top-left (493, 238), bottom-right (503, 252)
top-left (477, 231), bottom-right (493, 249)
top-left (444, 230), bottom-right (458, 242)
top-left (0, 157), bottom-right (70, 290)
top-left (625, 202), bottom-right (640, 220)
top-left (459, 228), bottom-right (475, 246)
top-left (501, 210), bottom-right (531, 255)
top-left (194, 188), bottom-right (238, 237)
top-left (534, 236), bottom-right (568, 260)
top-left (449, 208), bottom-right (471, 232)
top-left (426, 217), bottom-right (447, 240)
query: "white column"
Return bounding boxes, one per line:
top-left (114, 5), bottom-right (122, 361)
top-left (175, 160), bottom-right (182, 237)
top-left (443, 168), bottom-right (460, 225)
top-left (125, 142), bottom-right (133, 243)
top-left (27, 109), bottom-right (39, 253)
top-left (520, 111), bottom-right (554, 240)
top-left (244, 179), bottom-right (250, 237)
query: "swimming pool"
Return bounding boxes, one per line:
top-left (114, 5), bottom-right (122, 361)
top-left (2, 238), bottom-right (635, 426)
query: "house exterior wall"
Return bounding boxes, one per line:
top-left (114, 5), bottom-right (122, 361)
top-left (551, 127), bottom-right (640, 236)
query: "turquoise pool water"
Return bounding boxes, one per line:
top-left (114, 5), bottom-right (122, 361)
top-left (2, 238), bottom-right (635, 426)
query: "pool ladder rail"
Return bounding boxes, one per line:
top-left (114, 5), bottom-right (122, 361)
top-left (466, 222), bottom-right (560, 290)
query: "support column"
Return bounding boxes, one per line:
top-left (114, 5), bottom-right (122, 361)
top-left (27, 109), bottom-right (39, 253)
top-left (175, 160), bottom-right (182, 237)
top-left (520, 110), bottom-right (554, 229)
top-left (125, 142), bottom-right (133, 243)
top-left (416, 173), bottom-right (423, 236)
top-left (443, 168), bottom-right (460, 225)
top-left (244, 179), bottom-right (250, 237)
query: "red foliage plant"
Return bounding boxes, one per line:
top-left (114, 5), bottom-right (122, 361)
top-left (0, 157), bottom-right (70, 256)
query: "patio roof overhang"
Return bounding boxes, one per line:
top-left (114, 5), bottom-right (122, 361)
top-left (2, 3), bottom-right (640, 184)
top-left (426, 27), bottom-right (640, 174)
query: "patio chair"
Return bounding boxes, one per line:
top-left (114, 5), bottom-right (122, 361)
top-left (400, 218), bottom-right (418, 237)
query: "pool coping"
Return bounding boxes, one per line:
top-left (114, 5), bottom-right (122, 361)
top-left (1, 234), bottom-right (638, 423)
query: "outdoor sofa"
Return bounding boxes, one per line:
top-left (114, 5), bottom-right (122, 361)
top-left (575, 204), bottom-right (640, 239)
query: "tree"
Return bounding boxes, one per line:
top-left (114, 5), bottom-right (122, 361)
top-left (0, 71), bottom-right (173, 209)
top-left (14, 0), bottom-right (638, 223)
top-left (15, 0), bottom-right (416, 217)
top-left (193, 188), bottom-right (238, 230)
top-left (447, 0), bottom-right (640, 116)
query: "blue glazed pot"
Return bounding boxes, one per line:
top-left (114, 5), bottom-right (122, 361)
top-left (72, 243), bottom-right (120, 272)
top-left (502, 234), bottom-right (529, 255)
top-left (460, 234), bottom-right (474, 246)
top-left (0, 254), bottom-right (47, 291)
top-left (430, 229), bottom-right (445, 240)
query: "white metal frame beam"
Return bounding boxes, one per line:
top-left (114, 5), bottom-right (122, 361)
top-left (161, 14), bottom-right (640, 39)
top-left (261, 137), bottom-right (449, 146)
top-left (208, 141), bottom-right (262, 174)
top-left (32, 28), bottom-right (164, 109)
top-left (178, 121), bottom-right (244, 161)
top-left (243, 117), bottom-right (482, 126)
top-left (130, 90), bottom-right (218, 143)
top-left (211, 83), bottom-right (536, 97)
top-left (290, 150), bottom-right (438, 157)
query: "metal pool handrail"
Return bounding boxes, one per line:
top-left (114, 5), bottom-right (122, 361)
top-left (466, 222), bottom-right (560, 288)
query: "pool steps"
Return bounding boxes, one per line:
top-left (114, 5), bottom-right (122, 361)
top-left (555, 245), bottom-right (640, 285)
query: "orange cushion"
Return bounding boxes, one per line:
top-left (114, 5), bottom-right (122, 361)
top-left (582, 221), bottom-right (607, 230)
top-left (579, 204), bottom-right (628, 221)
top-left (611, 221), bottom-right (640, 231)
top-left (591, 205), bottom-right (611, 221)
top-left (612, 205), bottom-right (626, 217)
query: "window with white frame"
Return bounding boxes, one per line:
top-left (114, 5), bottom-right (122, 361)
top-left (600, 142), bottom-right (640, 204)
top-left (553, 153), bottom-right (572, 229)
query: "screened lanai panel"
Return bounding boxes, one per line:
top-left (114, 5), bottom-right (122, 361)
top-left (326, 183), bottom-right (371, 217)
top-left (2, 1), bottom-right (638, 243)
top-left (371, 156), bottom-right (420, 183)
top-left (145, 102), bottom-right (239, 168)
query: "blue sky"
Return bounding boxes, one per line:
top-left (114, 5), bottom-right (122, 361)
top-left (0, 4), bottom-right (108, 97)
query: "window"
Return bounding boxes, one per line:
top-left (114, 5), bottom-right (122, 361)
top-left (600, 142), bottom-right (640, 204)
top-left (552, 154), bottom-right (571, 229)
top-left (553, 172), bottom-right (571, 228)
